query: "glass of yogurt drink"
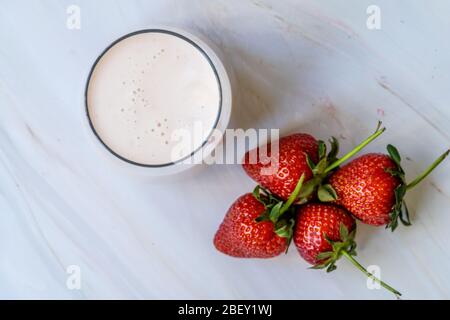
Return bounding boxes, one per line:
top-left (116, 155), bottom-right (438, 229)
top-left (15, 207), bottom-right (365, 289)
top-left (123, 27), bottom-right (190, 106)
top-left (85, 28), bottom-right (232, 175)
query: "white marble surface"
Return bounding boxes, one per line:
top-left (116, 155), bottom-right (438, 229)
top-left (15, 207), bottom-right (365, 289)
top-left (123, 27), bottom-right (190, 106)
top-left (1, 0), bottom-right (450, 299)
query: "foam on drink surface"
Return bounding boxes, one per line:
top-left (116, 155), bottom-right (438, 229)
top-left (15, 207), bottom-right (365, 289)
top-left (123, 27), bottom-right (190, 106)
top-left (87, 31), bottom-right (221, 166)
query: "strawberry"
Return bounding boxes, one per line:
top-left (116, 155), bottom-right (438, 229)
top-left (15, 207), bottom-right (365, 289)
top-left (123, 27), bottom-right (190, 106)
top-left (242, 124), bottom-right (386, 204)
top-left (294, 203), bottom-right (356, 265)
top-left (329, 153), bottom-right (399, 227)
top-left (294, 203), bottom-right (401, 297)
top-left (329, 145), bottom-right (449, 230)
top-left (242, 133), bottom-right (319, 201)
top-left (214, 193), bottom-right (288, 258)
top-left (214, 173), bottom-right (308, 258)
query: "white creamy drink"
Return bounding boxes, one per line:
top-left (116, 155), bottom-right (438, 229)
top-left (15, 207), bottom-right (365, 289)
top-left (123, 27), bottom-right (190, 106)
top-left (86, 30), bottom-right (221, 166)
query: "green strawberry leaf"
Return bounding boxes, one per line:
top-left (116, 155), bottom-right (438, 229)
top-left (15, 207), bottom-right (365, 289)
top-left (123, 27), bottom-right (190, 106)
top-left (327, 136), bottom-right (340, 164)
top-left (387, 183), bottom-right (411, 231)
top-left (312, 224), bottom-right (357, 272)
top-left (306, 154), bottom-right (316, 171)
top-left (317, 184), bottom-right (338, 202)
top-left (395, 184), bottom-right (407, 201)
top-left (275, 218), bottom-right (295, 240)
top-left (339, 223), bottom-right (349, 241)
top-left (301, 136), bottom-right (341, 203)
top-left (294, 135), bottom-right (342, 205)
top-left (252, 185), bottom-right (264, 204)
top-left (400, 201), bottom-right (412, 226)
top-left (274, 224), bottom-right (289, 238)
top-left (348, 242), bottom-right (357, 256)
top-left (254, 174), bottom-right (305, 249)
top-left (253, 184), bottom-right (291, 224)
top-left (326, 263), bottom-right (337, 273)
top-left (385, 167), bottom-right (404, 178)
top-left (313, 158), bottom-right (328, 175)
top-left (316, 251), bottom-right (333, 260)
top-left (348, 229), bottom-right (356, 242)
top-left (269, 202), bottom-right (283, 223)
top-left (285, 218), bottom-right (296, 251)
top-left (388, 212), bottom-right (399, 231)
top-left (385, 145), bottom-right (413, 231)
top-left (297, 178), bottom-right (318, 200)
top-left (253, 186), bottom-right (279, 222)
top-left (387, 144), bottom-right (402, 167)
top-left (318, 140), bottom-right (327, 159)
top-left (323, 233), bottom-right (334, 246)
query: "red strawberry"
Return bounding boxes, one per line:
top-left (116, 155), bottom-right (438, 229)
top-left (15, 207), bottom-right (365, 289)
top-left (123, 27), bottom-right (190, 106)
top-left (242, 124), bottom-right (387, 204)
top-left (329, 145), bottom-right (449, 230)
top-left (242, 133), bottom-right (319, 201)
top-left (329, 153), bottom-right (400, 226)
top-left (294, 203), bottom-right (355, 265)
top-left (293, 203), bottom-right (401, 297)
top-left (214, 193), bottom-right (287, 258)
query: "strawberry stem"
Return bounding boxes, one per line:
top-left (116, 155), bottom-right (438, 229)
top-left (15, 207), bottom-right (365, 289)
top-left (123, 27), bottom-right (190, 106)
top-left (280, 174), bottom-right (305, 214)
top-left (341, 250), bottom-right (402, 298)
top-left (324, 124), bottom-right (386, 174)
top-left (406, 149), bottom-right (450, 191)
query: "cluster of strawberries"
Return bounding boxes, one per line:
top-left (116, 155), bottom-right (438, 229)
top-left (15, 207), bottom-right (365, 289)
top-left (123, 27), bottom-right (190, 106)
top-left (213, 123), bottom-right (449, 297)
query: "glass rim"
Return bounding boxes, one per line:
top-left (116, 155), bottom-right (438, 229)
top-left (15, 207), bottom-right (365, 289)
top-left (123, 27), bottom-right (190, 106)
top-left (85, 28), bottom-right (224, 168)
